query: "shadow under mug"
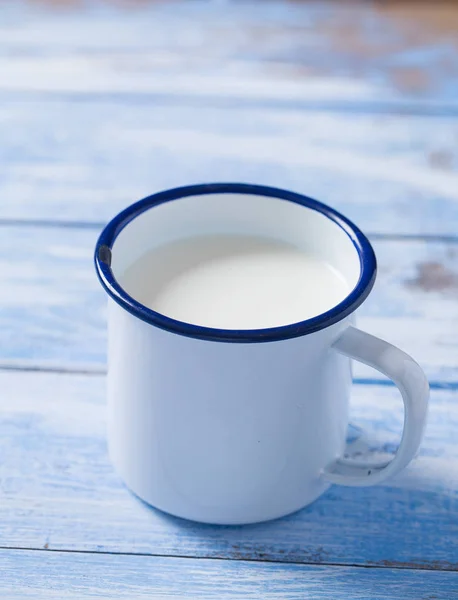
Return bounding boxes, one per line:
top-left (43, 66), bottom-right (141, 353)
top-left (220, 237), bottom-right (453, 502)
top-left (95, 183), bottom-right (429, 525)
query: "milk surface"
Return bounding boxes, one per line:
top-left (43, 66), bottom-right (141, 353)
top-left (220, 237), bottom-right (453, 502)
top-left (119, 235), bottom-right (350, 329)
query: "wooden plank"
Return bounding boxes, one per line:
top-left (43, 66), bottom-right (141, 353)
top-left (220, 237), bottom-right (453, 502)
top-left (0, 369), bottom-right (457, 570)
top-left (1, 1), bottom-right (457, 109)
top-left (1, 101), bottom-right (458, 236)
top-left (1, 550), bottom-right (458, 600)
top-left (0, 225), bottom-right (456, 382)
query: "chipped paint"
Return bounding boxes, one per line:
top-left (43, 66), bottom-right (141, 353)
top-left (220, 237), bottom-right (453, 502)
top-left (407, 261), bottom-right (458, 293)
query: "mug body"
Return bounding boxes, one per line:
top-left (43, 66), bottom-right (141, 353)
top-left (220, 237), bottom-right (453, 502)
top-left (95, 184), bottom-right (375, 525)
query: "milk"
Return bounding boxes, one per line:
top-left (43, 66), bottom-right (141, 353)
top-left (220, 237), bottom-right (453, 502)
top-left (119, 235), bottom-right (350, 330)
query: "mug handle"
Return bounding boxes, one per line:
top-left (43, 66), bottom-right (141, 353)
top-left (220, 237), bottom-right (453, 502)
top-left (323, 326), bottom-right (429, 487)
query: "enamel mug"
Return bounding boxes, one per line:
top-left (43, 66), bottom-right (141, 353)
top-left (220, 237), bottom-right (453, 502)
top-left (95, 183), bottom-right (429, 525)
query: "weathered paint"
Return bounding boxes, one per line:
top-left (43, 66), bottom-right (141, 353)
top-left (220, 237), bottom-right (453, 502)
top-left (0, 101), bottom-right (457, 235)
top-left (0, 1), bottom-right (457, 107)
top-left (0, 370), bottom-right (456, 569)
top-left (1, 0), bottom-right (457, 594)
top-left (2, 549), bottom-right (458, 599)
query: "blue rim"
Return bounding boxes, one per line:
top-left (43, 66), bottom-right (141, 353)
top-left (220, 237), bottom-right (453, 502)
top-left (95, 183), bottom-right (377, 343)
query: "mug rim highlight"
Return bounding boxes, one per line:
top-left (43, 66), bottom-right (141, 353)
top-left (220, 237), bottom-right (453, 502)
top-left (95, 183), bottom-right (377, 343)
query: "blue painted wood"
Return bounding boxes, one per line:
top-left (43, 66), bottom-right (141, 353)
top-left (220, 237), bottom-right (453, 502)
top-left (0, 370), bottom-right (456, 569)
top-left (0, 550), bottom-right (458, 600)
top-left (0, 101), bottom-right (457, 235)
top-left (0, 225), bottom-right (455, 382)
top-left (1, 1), bottom-right (457, 109)
top-left (1, 549), bottom-right (458, 599)
top-left (1, 1), bottom-right (457, 591)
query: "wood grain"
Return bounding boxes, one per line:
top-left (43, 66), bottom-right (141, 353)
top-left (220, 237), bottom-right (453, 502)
top-left (1, 100), bottom-right (458, 235)
top-left (1, 1), bottom-right (457, 109)
top-left (0, 369), bottom-right (456, 569)
top-left (1, 549), bottom-right (458, 599)
top-left (1, 0), bottom-right (457, 588)
top-left (0, 225), bottom-right (456, 382)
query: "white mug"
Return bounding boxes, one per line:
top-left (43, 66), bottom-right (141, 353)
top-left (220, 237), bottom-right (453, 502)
top-left (95, 183), bottom-right (429, 525)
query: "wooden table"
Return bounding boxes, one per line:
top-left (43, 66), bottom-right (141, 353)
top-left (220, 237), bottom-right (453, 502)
top-left (1, 1), bottom-right (457, 597)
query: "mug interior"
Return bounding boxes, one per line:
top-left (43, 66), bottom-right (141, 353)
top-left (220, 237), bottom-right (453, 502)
top-left (112, 192), bottom-right (361, 285)
top-left (96, 184), bottom-right (376, 342)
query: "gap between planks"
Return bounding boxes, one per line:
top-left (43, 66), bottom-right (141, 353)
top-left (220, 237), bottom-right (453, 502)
top-left (1, 91), bottom-right (458, 118)
top-left (0, 544), bottom-right (456, 574)
top-left (1, 218), bottom-right (458, 245)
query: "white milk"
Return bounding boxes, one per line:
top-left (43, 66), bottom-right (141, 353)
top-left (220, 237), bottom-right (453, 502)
top-left (119, 235), bottom-right (350, 330)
